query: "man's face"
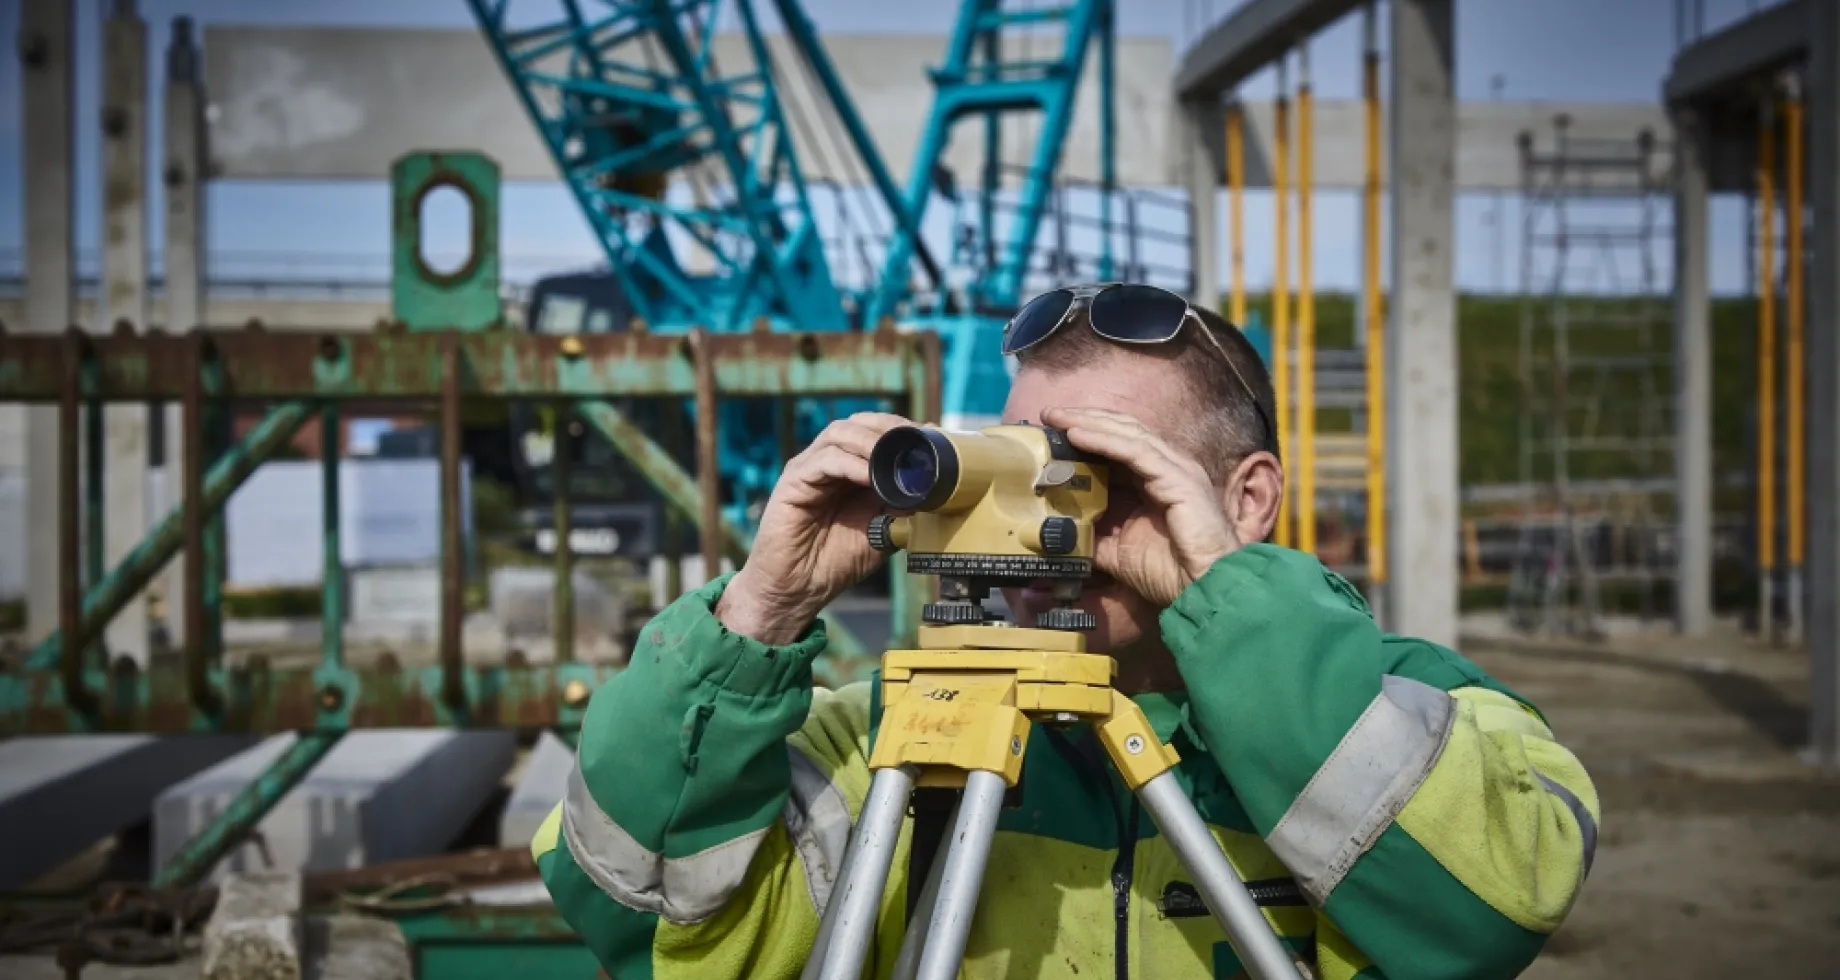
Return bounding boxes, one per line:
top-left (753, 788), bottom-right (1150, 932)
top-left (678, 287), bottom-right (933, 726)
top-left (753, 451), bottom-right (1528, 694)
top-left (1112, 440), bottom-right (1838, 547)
top-left (999, 354), bottom-right (1196, 654)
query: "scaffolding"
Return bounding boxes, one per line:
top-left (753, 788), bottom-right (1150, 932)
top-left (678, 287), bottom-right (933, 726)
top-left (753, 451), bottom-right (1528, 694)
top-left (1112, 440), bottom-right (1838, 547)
top-left (1508, 118), bottom-right (1676, 638)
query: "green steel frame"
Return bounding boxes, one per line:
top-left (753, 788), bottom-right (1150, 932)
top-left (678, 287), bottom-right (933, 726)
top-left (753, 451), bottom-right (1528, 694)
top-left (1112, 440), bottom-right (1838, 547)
top-left (0, 321), bottom-right (941, 892)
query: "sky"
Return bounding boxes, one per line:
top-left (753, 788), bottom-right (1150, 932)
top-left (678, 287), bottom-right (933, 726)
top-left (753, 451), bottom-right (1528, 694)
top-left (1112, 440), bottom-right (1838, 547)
top-left (0, 0), bottom-right (1782, 300)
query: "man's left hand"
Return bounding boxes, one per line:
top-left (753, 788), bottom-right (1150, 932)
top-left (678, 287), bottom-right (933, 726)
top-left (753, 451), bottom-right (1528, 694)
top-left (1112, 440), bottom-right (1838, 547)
top-left (1041, 406), bottom-right (1242, 608)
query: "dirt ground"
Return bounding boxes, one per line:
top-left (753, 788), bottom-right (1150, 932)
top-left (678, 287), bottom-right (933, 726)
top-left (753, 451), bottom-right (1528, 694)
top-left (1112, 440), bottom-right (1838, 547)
top-left (1458, 630), bottom-right (1840, 980)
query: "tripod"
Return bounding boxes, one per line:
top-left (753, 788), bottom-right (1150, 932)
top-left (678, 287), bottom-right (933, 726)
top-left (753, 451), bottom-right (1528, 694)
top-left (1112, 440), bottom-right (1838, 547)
top-left (800, 617), bottom-right (1305, 980)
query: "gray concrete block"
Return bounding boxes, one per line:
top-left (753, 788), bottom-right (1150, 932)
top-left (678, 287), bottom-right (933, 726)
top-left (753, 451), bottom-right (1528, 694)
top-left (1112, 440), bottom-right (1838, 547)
top-left (497, 731), bottom-right (573, 849)
top-left (153, 730), bottom-right (517, 884)
top-left (0, 734), bottom-right (256, 889)
top-left (309, 915), bottom-right (412, 980)
top-left (202, 870), bottom-right (301, 980)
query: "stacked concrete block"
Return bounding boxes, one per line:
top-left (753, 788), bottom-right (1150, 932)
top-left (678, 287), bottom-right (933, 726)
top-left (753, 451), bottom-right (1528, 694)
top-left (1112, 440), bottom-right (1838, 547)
top-left (153, 730), bottom-right (516, 883)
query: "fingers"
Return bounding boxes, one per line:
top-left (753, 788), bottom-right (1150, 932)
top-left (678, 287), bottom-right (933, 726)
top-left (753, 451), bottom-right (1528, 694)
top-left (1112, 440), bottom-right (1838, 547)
top-left (803, 412), bottom-right (913, 458)
top-left (784, 443), bottom-right (873, 490)
top-left (1042, 407), bottom-right (1211, 501)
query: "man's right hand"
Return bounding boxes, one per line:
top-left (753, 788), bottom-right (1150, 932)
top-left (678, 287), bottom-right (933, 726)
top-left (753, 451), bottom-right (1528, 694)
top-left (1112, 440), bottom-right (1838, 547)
top-left (715, 412), bottom-right (914, 645)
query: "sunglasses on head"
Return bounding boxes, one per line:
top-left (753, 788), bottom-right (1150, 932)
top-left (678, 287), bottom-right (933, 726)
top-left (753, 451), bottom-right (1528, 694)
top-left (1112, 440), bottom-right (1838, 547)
top-left (1002, 283), bottom-right (1278, 456)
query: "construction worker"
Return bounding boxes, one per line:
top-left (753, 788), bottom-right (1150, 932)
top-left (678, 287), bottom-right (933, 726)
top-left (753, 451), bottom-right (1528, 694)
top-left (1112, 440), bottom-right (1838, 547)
top-left (531, 283), bottom-right (1599, 979)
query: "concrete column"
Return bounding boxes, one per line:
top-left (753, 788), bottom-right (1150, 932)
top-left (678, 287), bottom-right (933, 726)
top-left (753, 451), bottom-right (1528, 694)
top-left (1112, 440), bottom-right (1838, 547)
top-left (1386, 0), bottom-right (1458, 648)
top-left (102, 0), bottom-right (151, 665)
top-left (19, 0), bottom-right (76, 645)
top-left (161, 18), bottom-right (207, 650)
top-left (1672, 105), bottom-right (1714, 636)
top-left (1187, 101), bottom-right (1221, 310)
top-left (1807, 0), bottom-right (1840, 767)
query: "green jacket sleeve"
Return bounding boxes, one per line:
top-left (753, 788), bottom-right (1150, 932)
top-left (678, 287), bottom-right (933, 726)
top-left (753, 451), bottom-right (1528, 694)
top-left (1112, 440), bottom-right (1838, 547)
top-left (1160, 544), bottom-right (1599, 980)
top-left (531, 572), bottom-right (894, 979)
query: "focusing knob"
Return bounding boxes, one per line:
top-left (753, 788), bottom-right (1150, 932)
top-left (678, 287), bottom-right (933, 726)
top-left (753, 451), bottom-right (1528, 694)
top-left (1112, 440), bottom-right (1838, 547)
top-left (923, 602), bottom-right (987, 625)
top-left (1037, 607), bottom-right (1097, 631)
top-left (1038, 517), bottom-right (1077, 556)
top-left (867, 514), bottom-right (898, 553)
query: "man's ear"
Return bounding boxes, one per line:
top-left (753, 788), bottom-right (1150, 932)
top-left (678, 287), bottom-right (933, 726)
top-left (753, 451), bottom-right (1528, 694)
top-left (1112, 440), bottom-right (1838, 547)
top-left (1221, 451), bottom-right (1285, 545)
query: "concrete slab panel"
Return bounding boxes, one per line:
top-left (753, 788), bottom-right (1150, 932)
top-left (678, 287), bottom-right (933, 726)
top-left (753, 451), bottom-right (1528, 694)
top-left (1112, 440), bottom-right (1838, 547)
top-left (0, 734), bottom-right (255, 889)
top-left (200, 27), bottom-right (1176, 189)
top-left (152, 730), bottom-right (517, 884)
top-left (497, 731), bottom-right (571, 850)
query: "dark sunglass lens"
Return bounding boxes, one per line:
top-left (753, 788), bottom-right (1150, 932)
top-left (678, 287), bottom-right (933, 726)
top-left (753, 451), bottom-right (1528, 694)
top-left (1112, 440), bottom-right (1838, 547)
top-left (1002, 290), bottom-right (1076, 354)
top-left (1089, 284), bottom-right (1188, 343)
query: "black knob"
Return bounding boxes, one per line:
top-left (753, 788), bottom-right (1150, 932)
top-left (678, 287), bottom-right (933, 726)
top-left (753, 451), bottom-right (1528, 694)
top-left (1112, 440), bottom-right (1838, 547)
top-left (867, 514), bottom-right (898, 553)
top-left (1039, 517), bottom-right (1077, 556)
top-left (1036, 607), bottom-right (1096, 631)
top-left (923, 602), bottom-right (987, 625)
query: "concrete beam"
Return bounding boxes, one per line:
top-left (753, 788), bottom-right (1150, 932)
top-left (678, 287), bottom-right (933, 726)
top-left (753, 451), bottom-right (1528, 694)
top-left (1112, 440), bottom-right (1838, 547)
top-left (1673, 106), bottom-right (1714, 637)
top-left (1185, 101), bottom-right (1220, 310)
top-left (200, 26), bottom-right (1176, 189)
top-left (101, 0), bottom-right (151, 666)
top-left (0, 734), bottom-right (253, 889)
top-left (19, 0), bottom-right (74, 645)
top-left (1665, 0), bottom-right (1808, 107)
top-left (159, 17), bottom-right (208, 651)
top-left (1807, 0), bottom-right (1840, 767)
top-left (154, 731), bottom-right (517, 882)
top-left (1385, 0), bottom-right (1458, 649)
top-left (1173, 0), bottom-right (1362, 101)
top-left (498, 731), bottom-right (571, 849)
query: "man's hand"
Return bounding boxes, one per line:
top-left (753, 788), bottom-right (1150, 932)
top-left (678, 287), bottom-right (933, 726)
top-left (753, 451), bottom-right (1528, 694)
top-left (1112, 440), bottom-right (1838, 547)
top-left (1040, 406), bottom-right (1242, 608)
top-left (716, 412), bottom-right (913, 645)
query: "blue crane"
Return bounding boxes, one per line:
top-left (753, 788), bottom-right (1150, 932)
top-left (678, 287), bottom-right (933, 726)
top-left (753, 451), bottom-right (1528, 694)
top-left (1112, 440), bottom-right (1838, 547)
top-left (464, 0), bottom-right (1126, 534)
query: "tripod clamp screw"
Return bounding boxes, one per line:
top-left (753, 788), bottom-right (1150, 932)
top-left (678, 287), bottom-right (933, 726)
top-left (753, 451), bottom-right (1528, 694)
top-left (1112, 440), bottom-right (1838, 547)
top-left (1011, 736), bottom-right (1023, 755)
top-left (1125, 734), bottom-right (1146, 755)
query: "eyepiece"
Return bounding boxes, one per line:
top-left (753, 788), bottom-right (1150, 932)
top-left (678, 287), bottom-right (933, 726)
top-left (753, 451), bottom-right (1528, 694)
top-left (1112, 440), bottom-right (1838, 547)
top-left (870, 426), bottom-right (958, 511)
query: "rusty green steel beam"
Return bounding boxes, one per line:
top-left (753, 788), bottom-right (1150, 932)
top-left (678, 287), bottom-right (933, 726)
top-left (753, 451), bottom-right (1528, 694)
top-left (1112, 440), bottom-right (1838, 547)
top-left (26, 401), bottom-right (315, 674)
top-left (0, 328), bottom-right (923, 401)
top-left (574, 399), bottom-right (868, 660)
top-left (0, 660), bottom-right (619, 735)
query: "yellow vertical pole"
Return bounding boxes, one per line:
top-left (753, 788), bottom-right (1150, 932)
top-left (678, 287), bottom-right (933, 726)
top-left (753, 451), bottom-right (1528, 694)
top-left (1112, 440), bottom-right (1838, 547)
top-left (1297, 46), bottom-right (1317, 556)
top-left (1227, 103), bottom-right (1247, 327)
top-left (1786, 85), bottom-right (1806, 638)
top-left (1273, 57), bottom-right (1294, 548)
top-left (1362, 5), bottom-right (1387, 595)
top-left (1757, 106), bottom-right (1778, 638)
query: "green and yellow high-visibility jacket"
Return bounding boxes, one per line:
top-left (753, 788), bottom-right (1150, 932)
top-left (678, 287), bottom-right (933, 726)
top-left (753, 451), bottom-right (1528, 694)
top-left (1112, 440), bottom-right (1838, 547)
top-left (533, 544), bottom-right (1599, 979)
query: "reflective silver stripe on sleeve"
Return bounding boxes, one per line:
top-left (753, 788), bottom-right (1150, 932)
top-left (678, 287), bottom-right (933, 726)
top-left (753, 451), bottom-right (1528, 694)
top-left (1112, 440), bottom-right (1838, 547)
top-left (1535, 771), bottom-right (1598, 879)
top-left (782, 744), bottom-right (855, 913)
top-left (560, 760), bottom-right (768, 925)
top-left (1266, 674), bottom-right (1456, 905)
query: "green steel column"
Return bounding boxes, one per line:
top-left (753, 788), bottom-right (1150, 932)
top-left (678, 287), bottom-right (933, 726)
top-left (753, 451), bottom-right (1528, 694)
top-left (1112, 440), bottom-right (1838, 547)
top-left (322, 405), bottom-right (344, 670)
top-left (84, 375), bottom-right (104, 669)
top-left (553, 406), bottom-right (575, 663)
top-left (203, 363), bottom-right (230, 666)
top-left (152, 731), bottom-right (343, 889)
top-left (27, 401), bottom-right (314, 671)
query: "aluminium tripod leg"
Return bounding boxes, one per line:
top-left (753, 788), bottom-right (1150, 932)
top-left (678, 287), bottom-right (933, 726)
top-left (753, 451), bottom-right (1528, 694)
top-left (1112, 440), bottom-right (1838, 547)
top-left (912, 769), bottom-right (1008, 980)
top-left (889, 798), bottom-right (959, 980)
top-left (1136, 773), bottom-right (1302, 980)
top-left (807, 765), bottom-right (918, 980)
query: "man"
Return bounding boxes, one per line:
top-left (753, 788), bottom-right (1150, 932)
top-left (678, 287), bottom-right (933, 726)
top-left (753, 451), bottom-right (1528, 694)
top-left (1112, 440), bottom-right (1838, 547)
top-left (531, 284), bottom-right (1599, 979)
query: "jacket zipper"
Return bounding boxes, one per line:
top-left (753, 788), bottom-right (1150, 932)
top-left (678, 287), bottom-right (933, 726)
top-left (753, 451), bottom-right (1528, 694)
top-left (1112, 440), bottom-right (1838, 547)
top-left (1111, 800), bottom-right (1140, 980)
top-left (1044, 730), bottom-right (1141, 980)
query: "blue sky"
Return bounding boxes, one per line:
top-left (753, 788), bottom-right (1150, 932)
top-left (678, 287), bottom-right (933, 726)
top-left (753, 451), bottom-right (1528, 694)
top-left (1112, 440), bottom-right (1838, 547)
top-left (0, 0), bottom-right (1771, 297)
